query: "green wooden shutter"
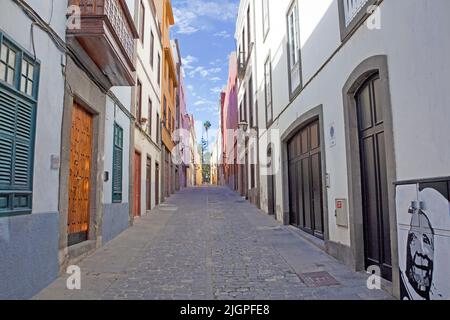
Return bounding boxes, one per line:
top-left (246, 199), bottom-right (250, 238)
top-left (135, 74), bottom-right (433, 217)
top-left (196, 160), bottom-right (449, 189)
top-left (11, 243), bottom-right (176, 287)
top-left (0, 86), bottom-right (35, 214)
top-left (112, 123), bottom-right (123, 203)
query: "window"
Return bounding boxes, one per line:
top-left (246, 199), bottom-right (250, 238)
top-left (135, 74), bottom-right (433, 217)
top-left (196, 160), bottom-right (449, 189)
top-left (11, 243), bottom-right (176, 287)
top-left (139, 1), bottom-right (145, 44)
top-left (20, 59), bottom-right (34, 96)
top-left (262, 0), bottom-right (270, 39)
top-left (264, 56), bottom-right (273, 125)
top-left (163, 96), bottom-right (167, 128)
top-left (0, 33), bottom-right (40, 216)
top-left (241, 28), bottom-right (246, 61)
top-left (0, 42), bottom-right (17, 86)
top-left (112, 123), bottom-right (123, 203)
top-left (247, 6), bottom-right (251, 57)
top-left (338, 0), bottom-right (379, 41)
top-left (287, 2), bottom-right (301, 94)
top-left (248, 76), bottom-right (253, 128)
top-left (136, 80), bottom-right (142, 121)
top-left (150, 31), bottom-right (154, 68)
top-left (148, 98), bottom-right (152, 136)
top-left (156, 113), bottom-right (160, 143)
top-left (243, 92), bottom-right (248, 122)
top-left (157, 53), bottom-right (161, 85)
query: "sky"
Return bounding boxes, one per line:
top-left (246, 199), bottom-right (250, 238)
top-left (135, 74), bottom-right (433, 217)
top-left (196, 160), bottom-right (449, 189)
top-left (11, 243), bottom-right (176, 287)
top-left (171, 0), bottom-right (240, 150)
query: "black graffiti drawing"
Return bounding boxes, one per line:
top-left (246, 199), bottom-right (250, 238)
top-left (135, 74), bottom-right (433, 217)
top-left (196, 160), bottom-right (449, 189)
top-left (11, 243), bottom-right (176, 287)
top-left (405, 208), bottom-right (435, 300)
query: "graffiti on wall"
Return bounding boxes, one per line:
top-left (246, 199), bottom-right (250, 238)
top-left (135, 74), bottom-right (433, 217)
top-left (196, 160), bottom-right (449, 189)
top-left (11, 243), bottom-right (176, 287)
top-left (397, 182), bottom-right (450, 300)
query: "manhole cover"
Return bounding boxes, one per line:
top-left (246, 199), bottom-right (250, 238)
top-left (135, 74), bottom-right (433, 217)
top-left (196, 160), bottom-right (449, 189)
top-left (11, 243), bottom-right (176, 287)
top-left (298, 271), bottom-right (341, 288)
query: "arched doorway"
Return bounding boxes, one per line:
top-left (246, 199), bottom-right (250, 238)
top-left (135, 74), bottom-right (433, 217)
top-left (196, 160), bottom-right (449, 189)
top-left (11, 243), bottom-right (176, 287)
top-left (287, 119), bottom-right (324, 238)
top-left (267, 146), bottom-right (276, 216)
top-left (355, 74), bottom-right (392, 280)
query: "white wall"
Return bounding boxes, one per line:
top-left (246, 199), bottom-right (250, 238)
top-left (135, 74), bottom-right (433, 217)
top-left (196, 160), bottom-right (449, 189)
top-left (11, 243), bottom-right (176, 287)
top-left (103, 98), bottom-right (131, 204)
top-left (250, 0), bottom-right (450, 246)
top-left (132, 0), bottom-right (163, 213)
top-left (1, 0), bottom-right (67, 214)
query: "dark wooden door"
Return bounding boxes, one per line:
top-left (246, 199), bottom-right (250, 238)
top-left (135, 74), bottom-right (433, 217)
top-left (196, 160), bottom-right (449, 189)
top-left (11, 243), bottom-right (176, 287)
top-left (68, 102), bottom-right (93, 246)
top-left (267, 148), bottom-right (276, 215)
top-left (146, 157), bottom-right (152, 211)
top-left (288, 120), bottom-right (324, 238)
top-left (357, 75), bottom-right (392, 281)
top-left (155, 162), bottom-right (160, 205)
top-left (134, 151), bottom-right (141, 217)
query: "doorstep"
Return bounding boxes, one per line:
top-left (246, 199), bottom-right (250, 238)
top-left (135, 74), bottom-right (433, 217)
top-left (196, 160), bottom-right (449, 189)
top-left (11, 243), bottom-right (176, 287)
top-left (67, 240), bottom-right (97, 266)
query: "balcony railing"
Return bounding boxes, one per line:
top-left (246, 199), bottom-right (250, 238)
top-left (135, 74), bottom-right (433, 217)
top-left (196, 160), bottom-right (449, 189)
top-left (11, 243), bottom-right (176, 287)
top-left (238, 43), bottom-right (254, 80)
top-left (67, 0), bottom-right (138, 86)
top-left (343, 0), bottom-right (370, 26)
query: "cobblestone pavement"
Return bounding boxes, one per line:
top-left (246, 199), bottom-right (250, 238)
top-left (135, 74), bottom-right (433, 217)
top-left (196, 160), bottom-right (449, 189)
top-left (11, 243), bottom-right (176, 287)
top-left (35, 186), bottom-right (393, 300)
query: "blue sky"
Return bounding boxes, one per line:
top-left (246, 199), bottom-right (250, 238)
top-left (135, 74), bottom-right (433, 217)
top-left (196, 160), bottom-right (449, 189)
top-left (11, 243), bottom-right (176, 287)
top-left (171, 0), bottom-right (240, 149)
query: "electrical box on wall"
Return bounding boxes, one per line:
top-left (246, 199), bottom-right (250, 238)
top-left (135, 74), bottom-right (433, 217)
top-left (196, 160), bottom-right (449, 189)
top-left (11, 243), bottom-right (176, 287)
top-left (335, 199), bottom-right (348, 228)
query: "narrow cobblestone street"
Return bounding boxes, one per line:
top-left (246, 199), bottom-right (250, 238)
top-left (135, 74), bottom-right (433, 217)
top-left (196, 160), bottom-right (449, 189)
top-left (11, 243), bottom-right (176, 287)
top-left (35, 187), bottom-right (392, 300)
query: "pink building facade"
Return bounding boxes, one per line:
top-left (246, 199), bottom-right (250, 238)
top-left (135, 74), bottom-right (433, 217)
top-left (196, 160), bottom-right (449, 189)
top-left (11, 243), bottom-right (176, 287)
top-left (221, 52), bottom-right (239, 191)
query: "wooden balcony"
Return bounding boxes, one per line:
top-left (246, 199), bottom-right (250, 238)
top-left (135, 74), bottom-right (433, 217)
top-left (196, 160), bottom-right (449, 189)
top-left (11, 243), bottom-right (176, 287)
top-left (67, 0), bottom-right (139, 86)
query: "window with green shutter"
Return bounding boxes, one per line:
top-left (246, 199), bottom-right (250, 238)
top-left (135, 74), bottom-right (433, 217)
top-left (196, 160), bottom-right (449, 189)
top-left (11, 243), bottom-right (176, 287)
top-left (0, 32), bottom-right (39, 217)
top-left (112, 122), bottom-right (123, 203)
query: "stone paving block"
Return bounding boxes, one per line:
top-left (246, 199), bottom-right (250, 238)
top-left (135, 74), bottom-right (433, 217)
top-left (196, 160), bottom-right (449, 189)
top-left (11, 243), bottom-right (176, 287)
top-left (34, 187), bottom-right (393, 301)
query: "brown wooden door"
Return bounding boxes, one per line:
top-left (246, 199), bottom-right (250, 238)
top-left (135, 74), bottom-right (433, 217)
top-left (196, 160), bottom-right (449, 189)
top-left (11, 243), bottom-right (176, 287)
top-left (155, 162), bottom-right (160, 205)
top-left (288, 120), bottom-right (324, 238)
top-left (146, 157), bottom-right (152, 211)
top-left (357, 75), bottom-right (392, 281)
top-left (68, 103), bottom-right (93, 246)
top-left (134, 151), bottom-right (141, 217)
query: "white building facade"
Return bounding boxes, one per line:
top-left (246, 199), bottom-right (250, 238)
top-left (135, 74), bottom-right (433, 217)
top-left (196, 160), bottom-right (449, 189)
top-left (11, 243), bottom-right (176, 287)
top-left (131, 0), bottom-right (163, 216)
top-left (236, 0), bottom-right (260, 207)
top-left (103, 87), bottom-right (133, 244)
top-left (237, 0), bottom-right (450, 299)
top-left (0, 0), bottom-right (67, 299)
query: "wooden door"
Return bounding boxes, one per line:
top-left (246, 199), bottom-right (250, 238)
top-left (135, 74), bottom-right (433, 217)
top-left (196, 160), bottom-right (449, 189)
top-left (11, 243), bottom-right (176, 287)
top-left (134, 151), bottom-right (141, 217)
top-left (146, 157), bottom-right (152, 211)
top-left (68, 103), bottom-right (93, 246)
top-left (288, 120), bottom-right (324, 238)
top-left (155, 162), bottom-right (160, 205)
top-left (357, 75), bottom-right (392, 280)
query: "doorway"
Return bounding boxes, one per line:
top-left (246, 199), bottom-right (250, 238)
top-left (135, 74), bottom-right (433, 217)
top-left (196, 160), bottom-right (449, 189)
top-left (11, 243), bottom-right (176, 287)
top-left (155, 162), bottom-right (160, 205)
top-left (288, 120), bottom-right (324, 238)
top-left (267, 147), bottom-right (276, 216)
top-left (356, 75), bottom-right (392, 280)
top-left (68, 102), bottom-right (93, 246)
top-left (146, 157), bottom-right (152, 211)
top-left (134, 151), bottom-right (141, 217)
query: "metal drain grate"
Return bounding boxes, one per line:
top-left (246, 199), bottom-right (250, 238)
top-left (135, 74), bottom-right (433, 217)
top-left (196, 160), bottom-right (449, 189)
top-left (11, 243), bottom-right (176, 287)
top-left (298, 271), bottom-right (341, 288)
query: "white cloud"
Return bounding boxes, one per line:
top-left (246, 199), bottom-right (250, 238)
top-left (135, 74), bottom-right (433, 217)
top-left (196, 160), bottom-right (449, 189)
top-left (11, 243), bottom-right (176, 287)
top-left (208, 77), bottom-right (222, 82)
top-left (182, 55), bottom-right (198, 70)
top-left (194, 100), bottom-right (214, 106)
top-left (189, 66), bottom-right (222, 78)
top-left (173, 0), bottom-right (239, 35)
top-left (214, 30), bottom-right (231, 39)
top-left (173, 9), bottom-right (200, 35)
top-left (210, 86), bottom-right (223, 94)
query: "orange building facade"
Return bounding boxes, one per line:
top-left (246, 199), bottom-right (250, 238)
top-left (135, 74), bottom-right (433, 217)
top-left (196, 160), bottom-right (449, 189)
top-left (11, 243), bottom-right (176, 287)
top-left (158, 0), bottom-right (178, 199)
